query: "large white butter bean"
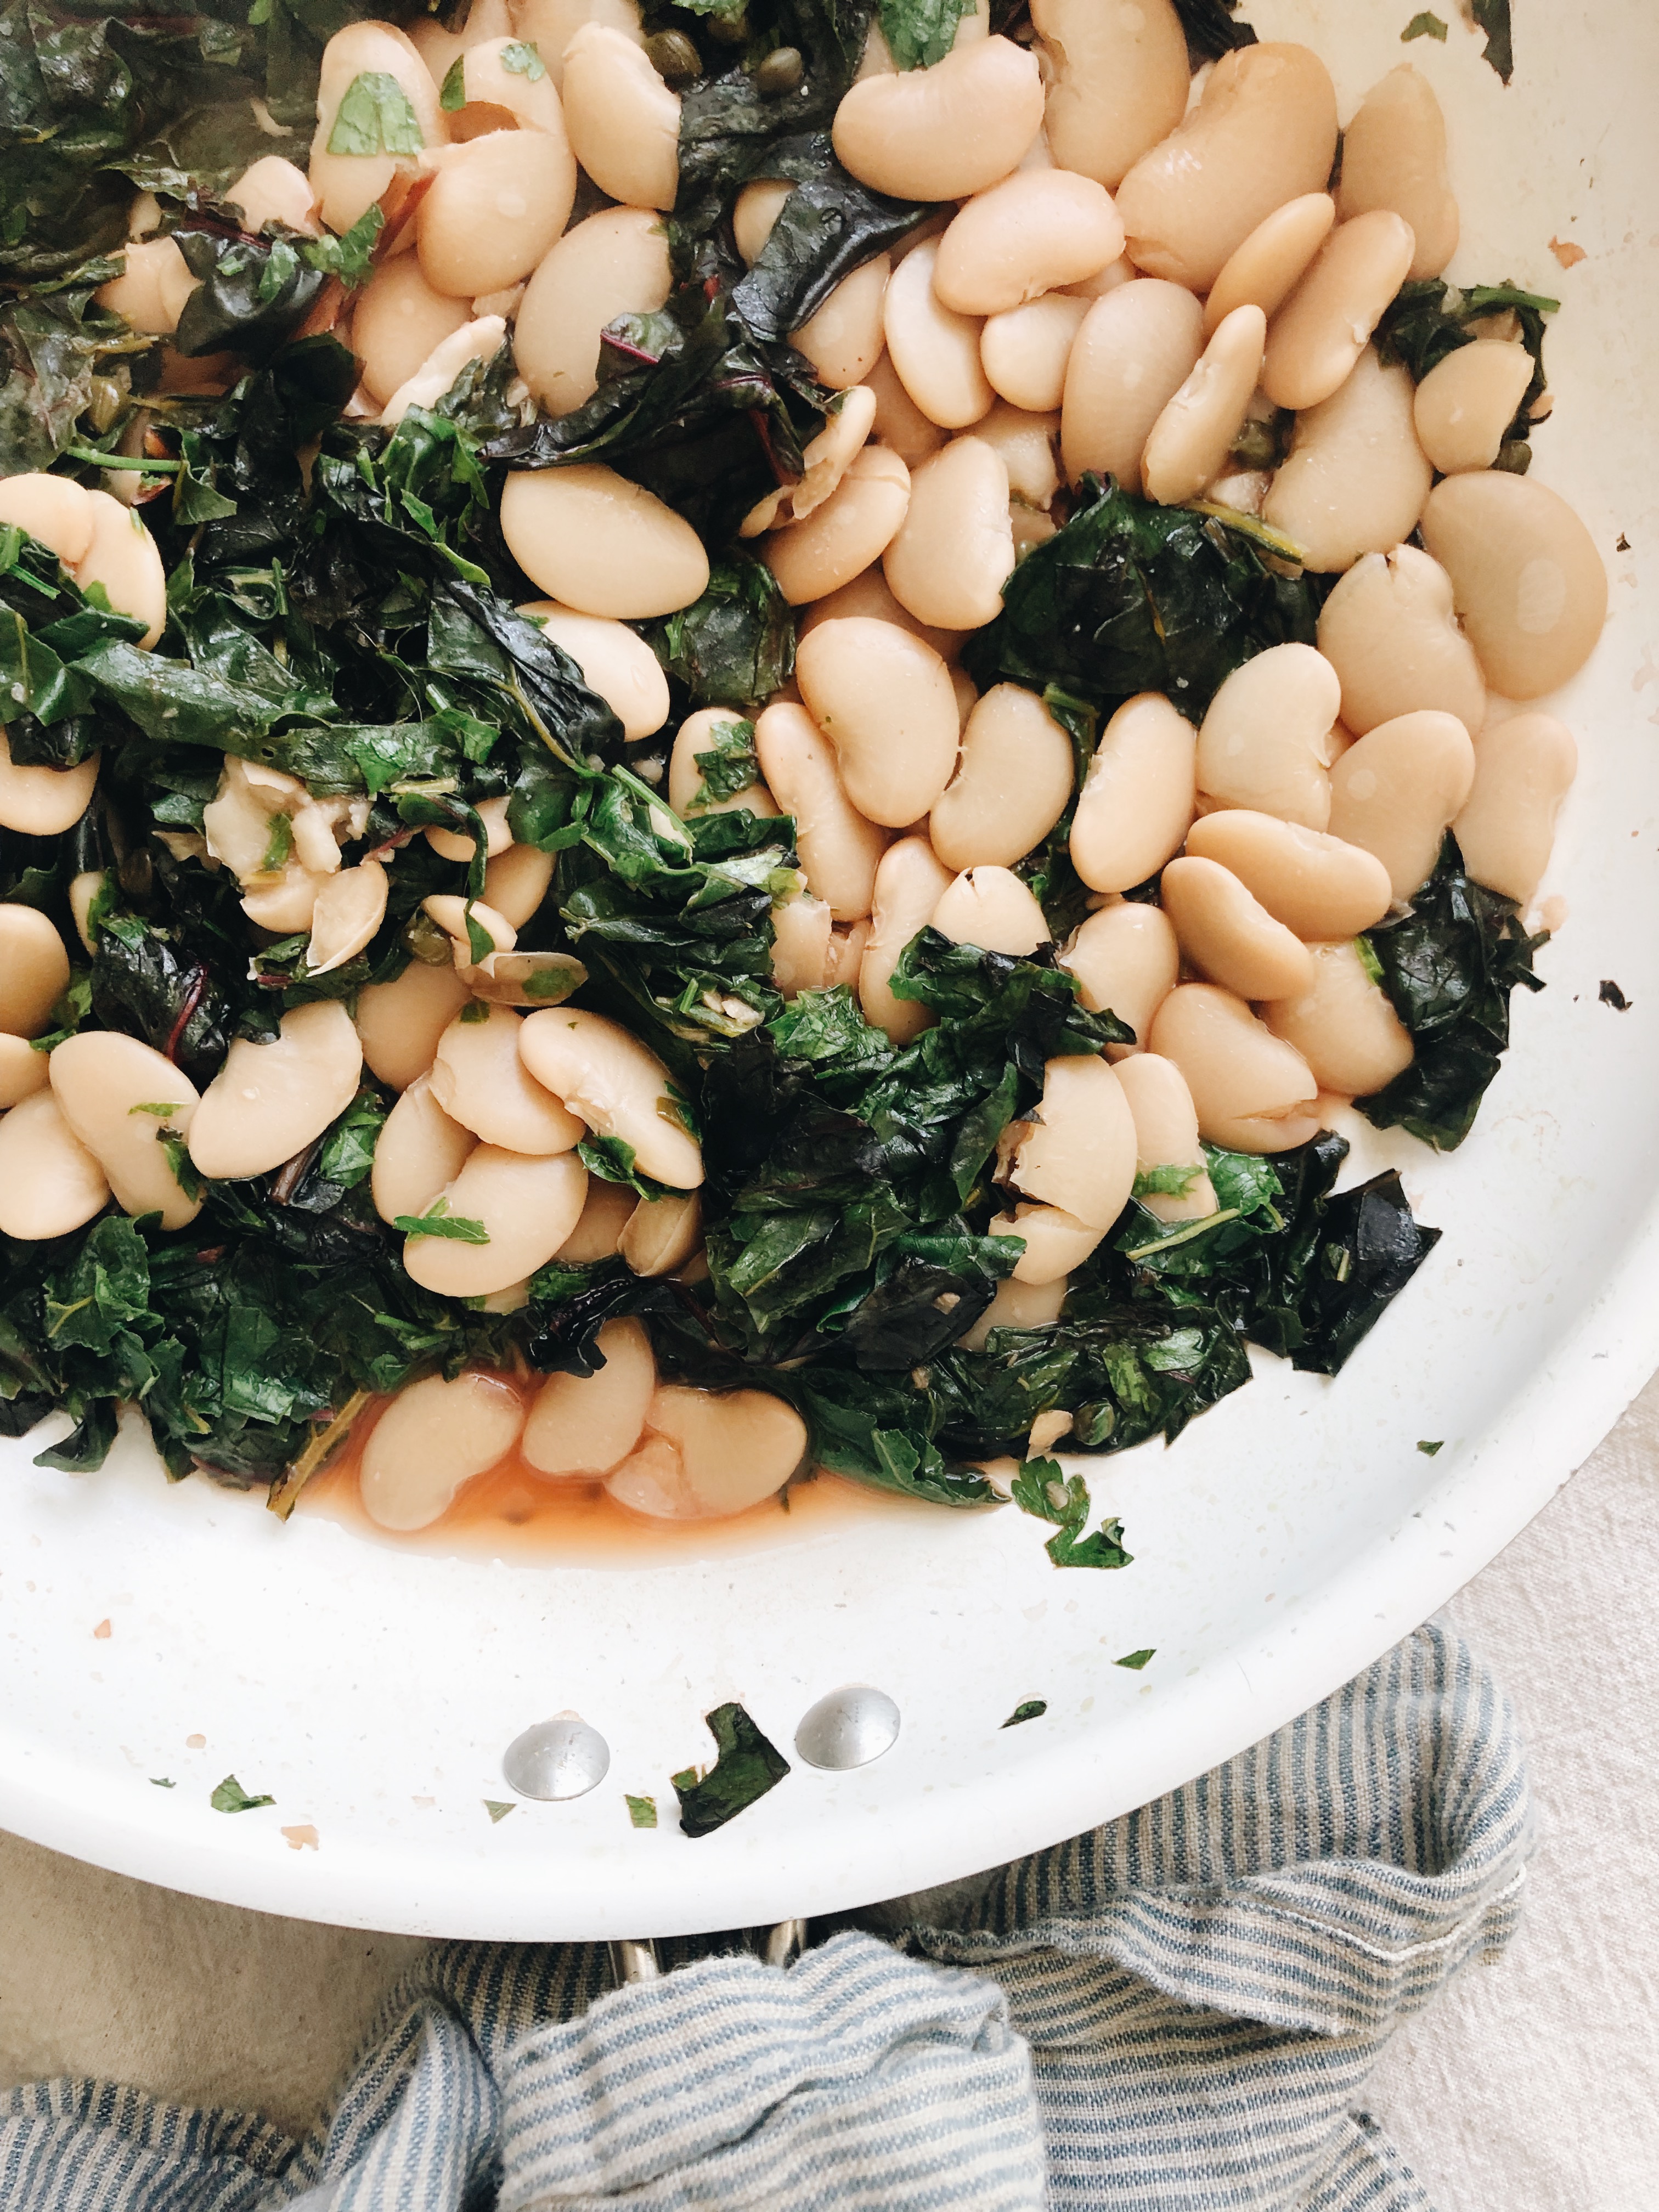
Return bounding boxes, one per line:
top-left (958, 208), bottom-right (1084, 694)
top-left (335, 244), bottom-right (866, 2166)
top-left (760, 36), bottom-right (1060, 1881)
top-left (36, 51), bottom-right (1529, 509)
top-left (1060, 279), bottom-right (1204, 494)
top-left (0, 731), bottom-right (98, 838)
top-left (1261, 212), bottom-right (1416, 413)
top-left (523, 1317), bottom-right (654, 1476)
top-left (560, 24), bottom-right (678, 208)
top-left (1160, 855), bottom-right (1315, 1001)
top-left (370, 1071), bottom-right (476, 1223)
top-left (859, 836), bottom-right (954, 1043)
top-left (94, 238), bottom-right (197, 336)
top-left (1335, 65), bottom-right (1458, 281)
top-left (1113, 1051), bottom-right (1215, 1223)
top-left (431, 1001), bottom-right (583, 1153)
top-left (1262, 346), bottom-right (1432, 574)
top-left (48, 1032), bottom-right (202, 1229)
top-left (484, 842), bottom-right (558, 927)
top-left (1114, 43), bottom-right (1339, 292)
top-left (356, 959), bottom-right (470, 1090)
top-left (989, 1200), bottom-right (1103, 1285)
top-left (764, 446), bottom-right (911, 606)
top-left (418, 131), bottom-right (574, 296)
top-left (403, 1145), bottom-right (588, 1295)
top-left (1185, 809), bottom-right (1392, 939)
top-left (444, 36), bottom-right (565, 133)
top-left (668, 708), bottom-right (778, 820)
top-left (1142, 303), bottom-right (1266, 507)
top-left (513, 207), bottom-right (672, 414)
top-left (360, 1371), bottom-right (525, 1530)
top-left (1413, 342), bottom-right (1534, 476)
top-left (1195, 644), bottom-right (1341, 830)
top-left (934, 170), bottom-right (1124, 317)
top-left (500, 464), bottom-right (708, 618)
top-left (353, 256), bottom-right (470, 404)
top-left (309, 21), bottom-right (447, 236)
top-left (1419, 472), bottom-right (1607, 700)
top-left (76, 491), bottom-right (166, 648)
top-left (0, 1090), bottom-right (110, 1239)
top-left (1203, 193), bottom-right (1334, 336)
top-left (0, 904), bottom-right (70, 1036)
top-left (188, 1001), bottom-right (362, 1181)
top-left (833, 35), bottom-right (1043, 201)
top-left (1315, 546), bottom-right (1487, 737)
top-left (865, 347), bottom-right (948, 466)
top-left (381, 313), bottom-right (507, 425)
top-left (754, 702), bottom-right (887, 920)
top-left (306, 859), bottom-right (388, 976)
top-left (606, 1384), bottom-right (807, 1520)
top-left (0, 1034), bottom-right (49, 1109)
top-left (882, 438), bottom-right (1013, 631)
top-left (1148, 982), bottom-right (1319, 1153)
top-left (1453, 712), bottom-right (1578, 907)
top-left (1060, 901), bottom-right (1178, 1056)
top-left (519, 600), bottom-right (668, 738)
top-left (1071, 691), bottom-right (1197, 890)
top-left (227, 155), bottom-right (320, 235)
top-left (1262, 941), bottom-right (1413, 1099)
top-left (799, 563), bottom-right (964, 663)
top-left (1327, 710), bottom-right (1475, 901)
top-left (409, 0), bottom-right (509, 91)
top-left (973, 404), bottom-right (1062, 516)
top-left (795, 617), bottom-right (960, 829)
top-left (513, 0), bottom-right (643, 89)
top-left (882, 242), bottom-right (992, 431)
top-left (1030, 0), bottom-right (1188, 190)
top-left (793, 255), bottom-right (890, 390)
top-left (930, 684), bottom-right (1073, 873)
top-left (0, 472), bottom-right (95, 565)
top-left (932, 865), bottom-right (1049, 956)
top-left (980, 295), bottom-right (1088, 414)
top-left (620, 1189), bottom-right (701, 1277)
top-left (1011, 1053), bottom-right (1136, 1228)
top-left (520, 1006), bottom-right (702, 1188)
top-left (556, 1175), bottom-right (637, 1262)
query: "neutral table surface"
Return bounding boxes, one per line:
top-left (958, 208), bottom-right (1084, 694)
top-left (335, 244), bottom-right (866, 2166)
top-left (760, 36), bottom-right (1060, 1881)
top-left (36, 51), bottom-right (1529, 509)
top-left (3, 1375), bottom-right (1657, 2212)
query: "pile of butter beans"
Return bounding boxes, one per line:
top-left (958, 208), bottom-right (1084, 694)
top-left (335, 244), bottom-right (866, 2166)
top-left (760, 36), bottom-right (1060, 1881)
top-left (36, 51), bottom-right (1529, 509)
top-left (0, 0), bottom-right (1608, 1533)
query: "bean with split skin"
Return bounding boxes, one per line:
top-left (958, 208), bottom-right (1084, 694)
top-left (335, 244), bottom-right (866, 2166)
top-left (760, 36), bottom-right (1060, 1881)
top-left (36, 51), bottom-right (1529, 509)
top-left (308, 20), bottom-right (448, 236)
top-left (1008, 1054), bottom-right (1137, 1229)
top-left (403, 1144), bottom-right (589, 1297)
top-left (513, 206), bottom-right (673, 415)
top-left (1262, 345), bottom-right (1433, 575)
top-left (794, 616), bottom-right (961, 830)
top-left (605, 1384), bottom-right (808, 1521)
top-left (959, 1269), bottom-right (1069, 1350)
top-left (882, 437), bottom-right (1013, 633)
top-left (1160, 855), bottom-right (1316, 1001)
top-left (0, 1090), bottom-right (111, 1241)
top-left (1184, 810), bottom-right (1393, 940)
top-left (306, 859), bottom-right (388, 977)
top-left (1029, 0), bottom-right (1189, 190)
top-left (522, 1317), bottom-right (656, 1477)
top-left (1059, 901), bottom-right (1179, 1060)
top-left (560, 23), bottom-right (679, 209)
top-left (1061, 278), bottom-right (1204, 494)
top-left (1148, 983), bottom-right (1321, 1155)
top-left (422, 894), bottom-right (517, 962)
top-left (443, 35), bottom-right (566, 135)
top-left (832, 34), bottom-right (1043, 202)
top-left (1203, 193), bottom-right (1334, 337)
top-left (754, 702), bottom-right (888, 921)
top-left (188, 1000), bottom-right (363, 1181)
top-left (1336, 64), bottom-right (1458, 282)
top-left (971, 399), bottom-right (1060, 511)
top-left (859, 835), bottom-right (955, 1043)
top-left (430, 1002), bottom-right (584, 1155)
top-left (1452, 711), bottom-right (1578, 908)
top-left (359, 1371), bottom-right (526, 1531)
top-left (1327, 710), bottom-right (1476, 901)
top-left (763, 445), bottom-right (911, 606)
top-left (930, 684), bottom-right (1073, 874)
top-left (519, 1006), bottom-right (703, 1189)
top-left (932, 865), bottom-right (1049, 957)
top-left (1315, 545), bottom-right (1487, 738)
top-left (988, 1200), bottom-right (1103, 1285)
top-left (1113, 1052), bottom-right (1216, 1223)
top-left (1261, 940), bottom-right (1414, 1099)
top-left (500, 464), bottom-right (708, 619)
top-left (620, 1190), bottom-right (701, 1277)
top-left (746, 387), bottom-right (877, 535)
top-left (1070, 691), bottom-right (1197, 891)
top-left (933, 169), bottom-right (1124, 318)
top-left (1194, 642), bottom-right (1342, 831)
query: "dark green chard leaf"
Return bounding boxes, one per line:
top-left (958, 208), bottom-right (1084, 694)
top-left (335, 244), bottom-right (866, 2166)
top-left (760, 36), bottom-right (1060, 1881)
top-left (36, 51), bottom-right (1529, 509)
top-left (877, 0), bottom-right (971, 69)
top-left (645, 558), bottom-right (795, 709)
top-left (1011, 1457), bottom-right (1133, 1570)
top-left (731, 132), bottom-right (927, 340)
top-left (687, 715), bottom-right (761, 805)
top-left (1374, 280), bottom-right (1555, 461)
top-left (171, 227), bottom-right (328, 361)
top-left (1471, 0), bottom-right (1512, 83)
top-left (671, 1701), bottom-right (791, 1837)
top-left (1002, 1699), bottom-right (1047, 1727)
top-left (1170, 0), bottom-right (1258, 64)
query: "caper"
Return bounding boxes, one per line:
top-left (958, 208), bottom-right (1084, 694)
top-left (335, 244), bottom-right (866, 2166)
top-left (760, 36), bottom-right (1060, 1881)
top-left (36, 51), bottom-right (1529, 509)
top-left (754, 45), bottom-right (803, 95)
top-left (645, 29), bottom-right (701, 85)
top-left (88, 374), bottom-right (125, 435)
top-left (1228, 417), bottom-right (1279, 471)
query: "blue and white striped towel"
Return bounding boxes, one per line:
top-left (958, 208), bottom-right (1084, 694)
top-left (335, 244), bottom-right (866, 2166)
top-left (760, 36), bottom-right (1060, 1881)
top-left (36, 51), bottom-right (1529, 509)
top-left (0, 1622), bottom-right (1530, 2210)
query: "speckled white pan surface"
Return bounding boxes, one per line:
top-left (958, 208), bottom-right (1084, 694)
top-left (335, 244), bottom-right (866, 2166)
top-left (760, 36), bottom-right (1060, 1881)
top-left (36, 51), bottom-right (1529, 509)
top-left (2, 0), bottom-right (1656, 1939)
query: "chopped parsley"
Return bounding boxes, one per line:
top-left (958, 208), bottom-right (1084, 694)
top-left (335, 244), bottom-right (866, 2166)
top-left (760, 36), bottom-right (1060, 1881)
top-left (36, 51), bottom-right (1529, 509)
top-left (1001, 1699), bottom-right (1048, 1728)
top-left (210, 1774), bottom-right (274, 1813)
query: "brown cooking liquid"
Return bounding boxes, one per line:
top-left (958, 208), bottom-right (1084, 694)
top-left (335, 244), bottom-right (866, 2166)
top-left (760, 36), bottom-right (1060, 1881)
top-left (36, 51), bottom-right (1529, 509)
top-left (297, 1374), bottom-right (932, 1566)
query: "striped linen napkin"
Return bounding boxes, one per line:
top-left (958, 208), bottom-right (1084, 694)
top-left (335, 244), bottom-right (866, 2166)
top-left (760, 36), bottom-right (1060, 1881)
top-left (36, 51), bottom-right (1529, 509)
top-left (0, 1621), bottom-right (1530, 2210)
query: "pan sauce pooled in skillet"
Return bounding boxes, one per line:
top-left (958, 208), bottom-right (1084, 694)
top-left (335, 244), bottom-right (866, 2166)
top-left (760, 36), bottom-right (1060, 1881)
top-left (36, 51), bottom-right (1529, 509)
top-left (0, 0), bottom-right (1601, 1553)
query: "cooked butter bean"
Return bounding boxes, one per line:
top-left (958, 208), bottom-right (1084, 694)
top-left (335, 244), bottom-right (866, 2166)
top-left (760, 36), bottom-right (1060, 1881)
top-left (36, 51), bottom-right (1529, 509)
top-left (1112, 1051), bottom-right (1215, 1222)
top-left (754, 701), bottom-right (888, 920)
top-left (403, 1144), bottom-right (588, 1296)
top-left (47, 1032), bottom-right (201, 1230)
top-left (75, 491), bottom-right (166, 648)
top-left (513, 0), bottom-right (643, 89)
top-left (500, 464), bottom-right (708, 618)
top-left (1453, 712), bottom-right (1578, 907)
top-left (460, 949), bottom-right (586, 1008)
top-left (381, 314), bottom-right (505, 425)
top-left (771, 891), bottom-right (833, 999)
top-left (0, 473), bottom-right (95, 566)
top-left (988, 1200), bottom-right (1103, 1285)
top-left (620, 1189), bottom-right (701, 1276)
top-left (309, 21), bottom-right (447, 236)
top-left (764, 445), bottom-right (911, 606)
top-left (520, 1006), bottom-right (702, 1188)
top-left (1142, 303), bottom-right (1266, 507)
top-left (1185, 809), bottom-right (1392, 939)
top-left (556, 1175), bottom-right (637, 1261)
top-left (1071, 691), bottom-right (1197, 890)
top-left (827, 915), bottom-right (872, 989)
top-left (833, 35), bottom-right (1043, 202)
top-left (748, 387), bottom-right (877, 534)
top-left (958, 1268), bottom-right (1068, 1350)
top-left (980, 294), bottom-right (1088, 415)
top-left (879, 242), bottom-right (993, 431)
top-left (1147, 981), bottom-right (1319, 1153)
top-left (1160, 855), bottom-right (1316, 1000)
top-left (1195, 644), bottom-right (1340, 830)
top-left (444, 35), bottom-right (566, 134)
top-left (0, 1090), bottom-right (110, 1239)
top-left (864, 347), bottom-right (948, 466)
top-left (94, 237), bottom-right (197, 336)
top-left (1030, 0), bottom-right (1188, 189)
top-left (426, 793), bottom-right (514, 864)
top-left (240, 862), bottom-right (329, 935)
top-left (1315, 545), bottom-right (1487, 737)
top-left (360, 1370), bottom-right (525, 1531)
top-left (0, 902), bottom-right (70, 1035)
top-left (1261, 940), bottom-right (1413, 1099)
top-left (1261, 212), bottom-right (1415, 413)
top-left (227, 155), bottom-right (320, 235)
top-left (795, 617), bottom-right (960, 828)
top-left (734, 178), bottom-right (793, 265)
top-left (419, 131), bottom-right (573, 297)
top-left (1327, 710), bottom-right (1476, 901)
top-left (932, 865), bottom-right (1049, 956)
top-left (1114, 43), bottom-right (1339, 292)
top-left (303, 859), bottom-right (387, 977)
top-left (371, 1071), bottom-right (477, 1224)
top-left (423, 894), bottom-right (517, 960)
top-left (0, 1032), bottom-right (49, 1108)
top-left (1336, 65), bottom-right (1458, 282)
top-left (560, 24), bottom-right (678, 209)
top-left (523, 1317), bottom-right (654, 1476)
top-left (882, 438), bottom-right (1013, 631)
top-left (188, 1001), bottom-right (363, 1181)
top-left (514, 206), bottom-right (672, 414)
top-left (668, 708), bottom-right (778, 820)
top-left (1414, 342), bottom-right (1537, 477)
top-left (793, 256), bottom-right (891, 390)
top-left (1262, 345), bottom-right (1432, 574)
top-left (356, 959), bottom-right (471, 1090)
top-left (518, 600), bottom-right (669, 738)
top-left (431, 1001), bottom-right (584, 1153)
top-left (930, 684), bottom-right (1073, 873)
top-left (1060, 278), bottom-right (1204, 493)
top-left (606, 1384), bottom-right (806, 1520)
top-left (352, 258), bottom-right (471, 404)
top-left (1010, 1053), bottom-right (1136, 1228)
top-left (970, 400), bottom-right (1060, 509)
top-left (935, 171), bottom-right (1125, 318)
top-left (859, 836), bottom-right (955, 1042)
top-left (484, 841), bottom-right (557, 927)
top-left (1422, 471), bottom-right (1608, 700)
top-left (1203, 193), bottom-right (1334, 336)
top-left (1060, 901), bottom-right (1178, 1055)
top-left (799, 562), bottom-right (964, 662)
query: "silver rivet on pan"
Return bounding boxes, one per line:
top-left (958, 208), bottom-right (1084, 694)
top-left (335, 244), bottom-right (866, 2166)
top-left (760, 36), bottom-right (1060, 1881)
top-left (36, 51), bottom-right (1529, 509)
top-left (502, 1713), bottom-right (611, 1801)
top-left (794, 1685), bottom-right (901, 1770)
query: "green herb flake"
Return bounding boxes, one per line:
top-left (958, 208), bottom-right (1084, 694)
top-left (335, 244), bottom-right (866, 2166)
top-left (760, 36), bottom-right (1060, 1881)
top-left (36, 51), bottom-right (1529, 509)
top-left (150, 1776), bottom-right (176, 1788)
top-left (625, 1793), bottom-right (658, 1829)
top-left (393, 1198), bottom-right (490, 1244)
top-left (1001, 1699), bottom-right (1047, 1728)
top-left (326, 72), bottom-right (427, 158)
top-left (879, 0), bottom-right (973, 70)
top-left (484, 1799), bottom-right (515, 1822)
top-left (1417, 1439), bottom-right (1444, 1457)
top-left (300, 205), bottom-right (385, 290)
top-left (129, 1102), bottom-right (184, 1118)
top-left (499, 40), bottom-right (545, 79)
top-left (691, 715), bottom-right (761, 809)
top-left (211, 1774), bottom-right (275, 1813)
top-left (1115, 1649), bottom-right (1156, 1671)
top-left (1011, 1458), bottom-right (1135, 1571)
top-left (439, 55), bottom-right (467, 111)
top-left (1132, 1162), bottom-right (1203, 1200)
top-left (671, 1703), bottom-right (790, 1838)
top-left (1401, 12), bottom-right (1448, 40)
